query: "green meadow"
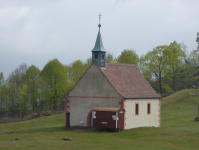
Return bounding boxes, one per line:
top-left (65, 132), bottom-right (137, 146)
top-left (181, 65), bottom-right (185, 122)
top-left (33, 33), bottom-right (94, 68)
top-left (0, 89), bottom-right (199, 150)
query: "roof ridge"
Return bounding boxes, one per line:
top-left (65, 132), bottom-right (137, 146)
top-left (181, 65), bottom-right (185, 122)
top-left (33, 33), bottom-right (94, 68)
top-left (102, 62), bottom-right (161, 98)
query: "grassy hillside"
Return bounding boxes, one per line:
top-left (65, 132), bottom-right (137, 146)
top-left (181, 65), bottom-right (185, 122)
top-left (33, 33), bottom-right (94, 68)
top-left (162, 89), bottom-right (199, 105)
top-left (0, 90), bottom-right (199, 150)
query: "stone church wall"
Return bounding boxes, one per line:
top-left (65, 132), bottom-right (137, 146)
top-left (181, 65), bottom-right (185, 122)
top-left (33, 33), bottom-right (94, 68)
top-left (66, 97), bottom-right (121, 127)
top-left (65, 63), bottom-right (123, 127)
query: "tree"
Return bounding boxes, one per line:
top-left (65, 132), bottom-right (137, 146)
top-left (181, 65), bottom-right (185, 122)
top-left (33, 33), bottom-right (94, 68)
top-left (117, 49), bottom-right (139, 66)
top-left (106, 52), bottom-right (114, 63)
top-left (110, 58), bottom-right (118, 63)
top-left (17, 84), bottom-right (29, 117)
top-left (10, 63), bottom-right (28, 88)
top-left (140, 45), bottom-right (173, 94)
top-left (196, 32), bottom-right (199, 51)
top-left (37, 77), bottom-right (47, 111)
top-left (5, 79), bottom-right (17, 117)
top-left (187, 50), bottom-right (199, 67)
top-left (23, 65), bottom-right (40, 112)
top-left (168, 41), bottom-right (186, 91)
top-left (84, 57), bottom-right (92, 69)
top-left (183, 50), bottom-right (199, 88)
top-left (68, 60), bottom-right (85, 83)
top-left (180, 42), bottom-right (189, 64)
top-left (0, 73), bottom-right (3, 85)
top-left (0, 72), bottom-right (5, 111)
top-left (183, 62), bottom-right (199, 88)
top-left (40, 59), bottom-right (68, 111)
top-left (4, 63), bottom-right (28, 117)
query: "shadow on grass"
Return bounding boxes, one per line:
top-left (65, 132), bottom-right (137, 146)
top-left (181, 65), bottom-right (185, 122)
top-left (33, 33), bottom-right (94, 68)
top-left (5, 126), bottom-right (67, 134)
top-left (94, 128), bottom-right (122, 133)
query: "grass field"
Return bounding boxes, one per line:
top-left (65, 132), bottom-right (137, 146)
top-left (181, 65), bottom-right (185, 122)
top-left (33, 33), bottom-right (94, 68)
top-left (0, 89), bottom-right (199, 150)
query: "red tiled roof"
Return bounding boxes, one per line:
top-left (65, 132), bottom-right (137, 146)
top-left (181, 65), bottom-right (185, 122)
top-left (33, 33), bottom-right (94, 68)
top-left (100, 63), bottom-right (161, 99)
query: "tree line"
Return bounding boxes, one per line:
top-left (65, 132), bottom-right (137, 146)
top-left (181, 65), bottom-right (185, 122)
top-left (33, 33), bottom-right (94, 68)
top-left (0, 33), bottom-right (199, 118)
top-left (0, 59), bottom-right (91, 118)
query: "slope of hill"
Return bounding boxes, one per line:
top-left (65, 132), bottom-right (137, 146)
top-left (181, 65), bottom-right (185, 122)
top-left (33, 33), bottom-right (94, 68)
top-left (162, 94), bottom-right (199, 131)
top-left (162, 89), bottom-right (199, 105)
top-left (0, 89), bottom-right (199, 150)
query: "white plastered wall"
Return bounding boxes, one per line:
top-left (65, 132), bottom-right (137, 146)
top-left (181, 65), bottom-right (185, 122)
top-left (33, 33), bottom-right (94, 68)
top-left (125, 99), bottom-right (160, 129)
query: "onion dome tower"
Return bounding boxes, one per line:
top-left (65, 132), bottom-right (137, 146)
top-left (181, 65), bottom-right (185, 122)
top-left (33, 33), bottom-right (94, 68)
top-left (91, 13), bottom-right (106, 69)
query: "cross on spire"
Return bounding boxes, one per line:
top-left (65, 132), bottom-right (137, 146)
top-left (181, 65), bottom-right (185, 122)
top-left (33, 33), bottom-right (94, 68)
top-left (98, 13), bottom-right (102, 28)
top-left (98, 13), bottom-right (102, 24)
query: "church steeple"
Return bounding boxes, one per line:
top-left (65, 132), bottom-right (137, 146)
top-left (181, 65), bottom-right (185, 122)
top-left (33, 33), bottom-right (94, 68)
top-left (91, 26), bottom-right (106, 52)
top-left (91, 13), bottom-right (106, 69)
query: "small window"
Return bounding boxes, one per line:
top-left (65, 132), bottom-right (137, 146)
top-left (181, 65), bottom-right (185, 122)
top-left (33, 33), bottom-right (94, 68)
top-left (135, 103), bottom-right (139, 116)
top-left (147, 103), bottom-right (151, 115)
top-left (95, 54), bottom-right (98, 59)
top-left (102, 54), bottom-right (104, 59)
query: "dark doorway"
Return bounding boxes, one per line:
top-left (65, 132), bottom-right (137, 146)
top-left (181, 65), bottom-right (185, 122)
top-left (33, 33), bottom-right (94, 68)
top-left (66, 112), bottom-right (70, 130)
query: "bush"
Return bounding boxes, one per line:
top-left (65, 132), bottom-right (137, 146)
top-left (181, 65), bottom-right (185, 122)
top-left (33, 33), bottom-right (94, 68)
top-left (194, 117), bottom-right (199, 121)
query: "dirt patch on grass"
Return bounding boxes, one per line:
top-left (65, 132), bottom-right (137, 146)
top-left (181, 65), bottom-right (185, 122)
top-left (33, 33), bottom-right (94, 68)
top-left (67, 127), bottom-right (96, 132)
top-left (0, 132), bottom-right (15, 136)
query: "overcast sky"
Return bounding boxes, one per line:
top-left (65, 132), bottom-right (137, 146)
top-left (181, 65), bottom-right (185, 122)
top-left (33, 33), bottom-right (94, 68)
top-left (0, 0), bottom-right (199, 78)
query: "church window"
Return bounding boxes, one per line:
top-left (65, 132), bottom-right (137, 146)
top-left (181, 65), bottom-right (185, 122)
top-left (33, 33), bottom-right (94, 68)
top-left (95, 54), bottom-right (98, 59)
top-left (102, 54), bottom-right (104, 59)
top-left (135, 103), bottom-right (139, 116)
top-left (147, 103), bottom-right (151, 115)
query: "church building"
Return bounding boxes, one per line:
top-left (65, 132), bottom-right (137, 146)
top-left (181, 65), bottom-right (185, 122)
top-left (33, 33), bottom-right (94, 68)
top-left (65, 20), bottom-right (161, 130)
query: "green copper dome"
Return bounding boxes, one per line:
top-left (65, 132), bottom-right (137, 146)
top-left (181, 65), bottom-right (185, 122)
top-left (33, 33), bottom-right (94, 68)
top-left (91, 25), bottom-right (106, 52)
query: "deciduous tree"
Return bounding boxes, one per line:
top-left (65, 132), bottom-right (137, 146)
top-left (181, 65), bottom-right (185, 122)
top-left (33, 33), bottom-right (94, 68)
top-left (140, 45), bottom-right (173, 94)
top-left (68, 60), bottom-right (85, 84)
top-left (168, 41), bottom-right (186, 91)
top-left (187, 50), bottom-right (199, 67)
top-left (5, 63), bottom-right (28, 117)
top-left (0, 73), bottom-right (5, 111)
top-left (106, 52), bottom-right (114, 63)
top-left (117, 49), bottom-right (139, 66)
top-left (84, 57), bottom-right (92, 69)
top-left (23, 65), bottom-right (40, 112)
top-left (40, 59), bottom-right (68, 111)
top-left (196, 32), bottom-right (199, 51)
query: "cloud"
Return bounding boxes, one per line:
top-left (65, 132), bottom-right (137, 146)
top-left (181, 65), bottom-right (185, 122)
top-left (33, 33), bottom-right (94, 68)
top-left (0, 6), bottom-right (30, 28)
top-left (0, 0), bottom-right (199, 78)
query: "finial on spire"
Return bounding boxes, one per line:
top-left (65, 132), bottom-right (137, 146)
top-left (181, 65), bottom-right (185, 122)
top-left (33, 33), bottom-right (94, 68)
top-left (98, 13), bottom-right (102, 27)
